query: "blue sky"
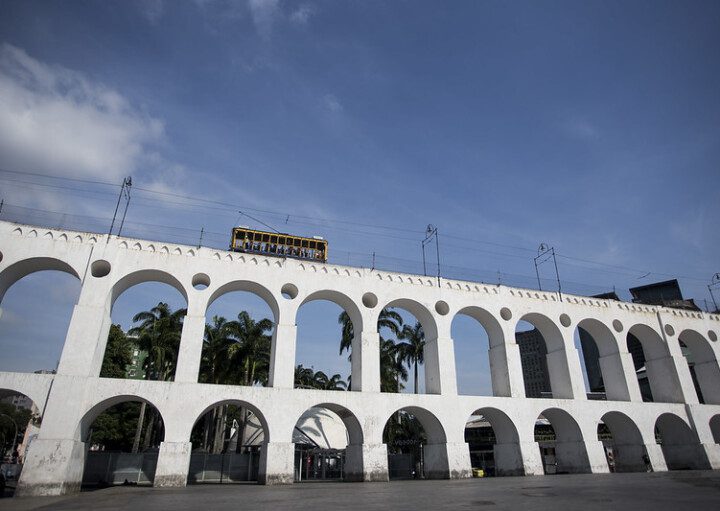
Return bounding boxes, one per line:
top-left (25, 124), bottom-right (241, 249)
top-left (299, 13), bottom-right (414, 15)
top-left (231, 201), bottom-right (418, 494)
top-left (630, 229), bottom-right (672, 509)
top-left (0, 1), bottom-right (718, 394)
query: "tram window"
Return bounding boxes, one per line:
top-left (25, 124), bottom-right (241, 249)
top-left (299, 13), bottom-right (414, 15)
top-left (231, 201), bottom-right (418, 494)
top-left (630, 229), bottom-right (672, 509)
top-left (309, 241), bottom-right (316, 250)
top-left (279, 237), bottom-right (285, 245)
top-left (301, 240), bottom-right (308, 248)
top-left (262, 234), bottom-right (270, 243)
top-left (294, 238), bottom-right (301, 247)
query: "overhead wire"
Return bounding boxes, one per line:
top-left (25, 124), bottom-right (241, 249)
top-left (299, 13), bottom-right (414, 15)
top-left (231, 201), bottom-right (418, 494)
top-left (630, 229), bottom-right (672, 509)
top-left (0, 167), bottom-right (713, 285)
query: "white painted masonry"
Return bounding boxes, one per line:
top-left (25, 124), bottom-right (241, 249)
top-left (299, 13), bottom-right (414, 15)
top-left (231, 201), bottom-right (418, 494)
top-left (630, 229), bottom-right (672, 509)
top-left (0, 220), bottom-right (719, 496)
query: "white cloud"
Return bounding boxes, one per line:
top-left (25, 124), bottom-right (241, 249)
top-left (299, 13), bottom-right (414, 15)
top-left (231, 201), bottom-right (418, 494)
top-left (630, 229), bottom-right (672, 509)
top-left (140, 0), bottom-right (165, 24)
top-left (0, 43), bottom-right (166, 183)
top-left (290, 4), bottom-right (315, 25)
top-left (561, 117), bottom-right (601, 141)
top-left (323, 93), bottom-right (343, 113)
top-left (248, 0), bottom-right (281, 38)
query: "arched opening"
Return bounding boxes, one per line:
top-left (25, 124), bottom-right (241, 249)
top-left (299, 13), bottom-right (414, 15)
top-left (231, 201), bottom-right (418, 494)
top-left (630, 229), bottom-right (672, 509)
top-left (101, 277), bottom-right (187, 382)
top-left (292, 403), bottom-right (363, 482)
top-left (81, 397), bottom-right (164, 488)
top-left (678, 330), bottom-right (720, 405)
top-left (576, 319), bottom-right (629, 401)
top-left (200, 284), bottom-right (276, 387)
top-left (464, 407), bottom-right (522, 476)
top-left (379, 299), bottom-right (438, 395)
top-left (0, 259), bottom-right (81, 374)
top-left (295, 291), bottom-right (357, 391)
top-left (534, 408), bottom-right (590, 474)
top-left (710, 415), bottom-right (720, 444)
top-left (188, 400), bottom-right (268, 484)
top-left (383, 406), bottom-right (447, 480)
top-left (627, 324), bottom-right (683, 403)
top-left (598, 412), bottom-right (646, 472)
top-left (655, 413), bottom-right (710, 470)
top-left (516, 314), bottom-right (571, 399)
top-left (453, 307), bottom-right (502, 396)
top-left (0, 390), bottom-right (40, 496)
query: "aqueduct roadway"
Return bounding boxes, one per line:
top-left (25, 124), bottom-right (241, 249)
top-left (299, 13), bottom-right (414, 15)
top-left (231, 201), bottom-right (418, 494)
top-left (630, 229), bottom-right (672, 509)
top-left (1, 220), bottom-right (719, 496)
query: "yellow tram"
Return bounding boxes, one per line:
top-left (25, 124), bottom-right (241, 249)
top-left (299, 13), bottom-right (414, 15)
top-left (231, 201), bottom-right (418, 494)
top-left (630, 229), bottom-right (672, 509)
top-left (230, 227), bottom-right (328, 262)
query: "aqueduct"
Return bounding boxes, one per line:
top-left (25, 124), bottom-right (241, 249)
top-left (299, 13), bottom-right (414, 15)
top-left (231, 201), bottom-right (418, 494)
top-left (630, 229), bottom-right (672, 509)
top-left (1, 220), bottom-right (719, 496)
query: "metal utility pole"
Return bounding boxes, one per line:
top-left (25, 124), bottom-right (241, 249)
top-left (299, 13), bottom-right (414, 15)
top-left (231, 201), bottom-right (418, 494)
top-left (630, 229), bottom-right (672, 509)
top-left (198, 227), bottom-right (204, 249)
top-left (708, 273), bottom-right (720, 313)
top-left (108, 177), bottom-right (132, 238)
top-left (421, 225), bottom-right (441, 287)
top-left (534, 243), bottom-right (562, 301)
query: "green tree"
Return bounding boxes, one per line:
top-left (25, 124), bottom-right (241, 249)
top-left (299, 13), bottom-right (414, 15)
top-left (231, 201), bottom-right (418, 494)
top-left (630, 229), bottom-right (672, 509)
top-left (100, 324), bottom-right (134, 378)
top-left (0, 402), bottom-right (32, 457)
top-left (294, 364), bottom-right (317, 388)
top-left (226, 311), bottom-right (273, 386)
top-left (380, 337), bottom-right (408, 393)
top-left (338, 308), bottom-right (403, 356)
top-left (198, 316), bottom-right (234, 384)
top-left (313, 371), bottom-right (348, 391)
top-left (127, 302), bottom-right (185, 452)
top-left (397, 321), bottom-right (425, 394)
top-left (129, 302), bottom-right (186, 382)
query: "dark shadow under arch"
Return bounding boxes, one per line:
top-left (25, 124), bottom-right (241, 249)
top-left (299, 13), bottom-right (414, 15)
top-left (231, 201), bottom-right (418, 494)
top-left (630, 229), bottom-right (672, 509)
top-left (465, 407), bottom-right (523, 476)
top-left (599, 411), bottom-right (646, 472)
top-left (655, 412), bottom-right (710, 470)
top-left (536, 408), bottom-right (591, 474)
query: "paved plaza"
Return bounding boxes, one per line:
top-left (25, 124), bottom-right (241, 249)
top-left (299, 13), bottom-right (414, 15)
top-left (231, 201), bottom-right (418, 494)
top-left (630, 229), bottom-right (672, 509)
top-left (2, 471), bottom-right (720, 510)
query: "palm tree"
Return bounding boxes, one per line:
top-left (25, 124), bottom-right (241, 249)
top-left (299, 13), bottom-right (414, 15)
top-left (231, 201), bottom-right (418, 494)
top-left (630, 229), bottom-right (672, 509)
top-left (129, 302), bottom-right (186, 382)
top-left (314, 371), bottom-right (348, 391)
top-left (380, 337), bottom-right (408, 393)
top-left (199, 316), bottom-right (234, 384)
top-left (339, 308), bottom-right (403, 391)
top-left (226, 311), bottom-right (273, 386)
top-left (295, 364), bottom-right (316, 388)
top-left (338, 308), bottom-right (404, 356)
top-left (397, 321), bottom-right (425, 394)
top-left (127, 302), bottom-right (186, 453)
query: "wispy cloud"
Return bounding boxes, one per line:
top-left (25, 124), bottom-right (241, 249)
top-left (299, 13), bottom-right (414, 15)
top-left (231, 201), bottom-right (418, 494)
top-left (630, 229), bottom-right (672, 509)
top-left (323, 93), bottom-right (343, 113)
top-left (0, 43), bottom-right (165, 183)
top-left (560, 116), bottom-right (601, 141)
top-left (248, 0), bottom-right (281, 38)
top-left (290, 4), bottom-right (315, 25)
top-left (139, 0), bottom-right (164, 24)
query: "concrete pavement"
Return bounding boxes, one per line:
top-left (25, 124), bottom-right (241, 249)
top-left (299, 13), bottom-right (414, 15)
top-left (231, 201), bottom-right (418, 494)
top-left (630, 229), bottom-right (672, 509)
top-left (2, 471), bottom-right (720, 510)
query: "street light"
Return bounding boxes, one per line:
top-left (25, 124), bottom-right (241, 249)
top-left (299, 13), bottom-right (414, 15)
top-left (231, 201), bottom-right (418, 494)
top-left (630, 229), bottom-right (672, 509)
top-left (0, 413), bottom-right (19, 462)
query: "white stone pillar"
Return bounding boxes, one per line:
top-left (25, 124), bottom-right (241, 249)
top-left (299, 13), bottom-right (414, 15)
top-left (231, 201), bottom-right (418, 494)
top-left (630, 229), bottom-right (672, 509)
top-left (656, 314), bottom-right (700, 404)
top-left (489, 341), bottom-right (525, 397)
top-left (55, 270), bottom-right (114, 377)
top-left (424, 336), bottom-right (457, 395)
top-left (153, 441), bottom-right (192, 487)
top-left (174, 311), bottom-right (207, 383)
top-left (258, 442), bottom-right (295, 484)
top-left (645, 356), bottom-right (692, 403)
top-left (600, 351), bottom-right (642, 402)
top-left (545, 348), bottom-right (581, 399)
top-left (519, 441), bottom-right (545, 475)
top-left (345, 443), bottom-right (388, 481)
top-left (693, 360), bottom-right (720, 404)
top-left (351, 331), bottom-right (380, 392)
top-left (268, 323), bottom-right (297, 389)
top-left (644, 443), bottom-right (668, 472)
top-left (586, 440), bottom-right (611, 473)
top-left (15, 438), bottom-right (86, 496)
